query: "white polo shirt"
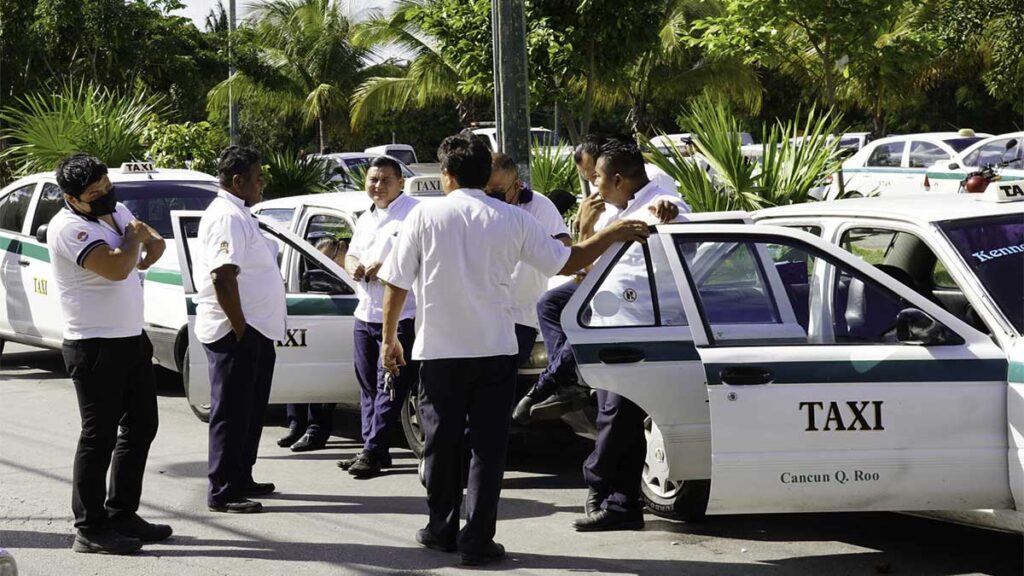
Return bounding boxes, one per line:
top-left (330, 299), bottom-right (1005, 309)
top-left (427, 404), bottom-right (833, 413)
top-left (347, 193), bottom-right (419, 323)
top-left (48, 203), bottom-right (145, 340)
top-left (194, 190), bottom-right (286, 344)
top-left (378, 188), bottom-right (571, 361)
top-left (645, 163), bottom-right (678, 194)
top-left (510, 189), bottom-right (570, 329)
top-left (590, 182), bottom-right (690, 327)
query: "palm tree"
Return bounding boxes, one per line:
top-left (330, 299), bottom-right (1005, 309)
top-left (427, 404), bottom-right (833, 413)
top-left (207, 0), bottom-right (364, 152)
top-left (348, 0), bottom-right (469, 130)
top-left (594, 0), bottom-right (762, 134)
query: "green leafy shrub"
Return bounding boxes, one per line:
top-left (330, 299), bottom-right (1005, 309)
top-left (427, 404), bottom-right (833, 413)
top-left (145, 120), bottom-right (227, 175)
top-left (263, 151), bottom-right (334, 199)
top-left (0, 82), bottom-right (162, 175)
top-left (530, 143), bottom-right (578, 195)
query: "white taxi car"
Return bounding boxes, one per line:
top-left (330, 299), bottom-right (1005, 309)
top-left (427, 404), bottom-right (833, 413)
top-left (0, 163), bottom-right (218, 368)
top-left (562, 187), bottom-right (1024, 532)
top-left (827, 132), bottom-right (987, 199)
top-left (925, 132), bottom-right (1024, 194)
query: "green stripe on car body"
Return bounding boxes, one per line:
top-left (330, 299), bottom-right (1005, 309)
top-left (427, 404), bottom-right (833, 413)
top-left (926, 172), bottom-right (967, 181)
top-left (0, 235), bottom-right (51, 263)
top-left (843, 167), bottom-right (928, 174)
top-left (704, 359), bottom-right (1007, 385)
top-left (1010, 361), bottom-right (1024, 383)
top-left (186, 295), bottom-right (357, 316)
top-left (146, 267), bottom-right (183, 285)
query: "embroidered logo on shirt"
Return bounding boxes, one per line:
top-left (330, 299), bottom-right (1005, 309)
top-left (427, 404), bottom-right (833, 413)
top-left (76, 231), bottom-right (89, 241)
top-left (218, 240), bottom-right (230, 254)
top-left (623, 288), bottom-right (638, 303)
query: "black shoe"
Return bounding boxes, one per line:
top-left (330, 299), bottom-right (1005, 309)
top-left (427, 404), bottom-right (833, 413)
top-left (572, 509), bottom-right (644, 532)
top-left (290, 433), bottom-right (327, 452)
top-left (415, 528), bottom-right (456, 553)
top-left (338, 450), bottom-right (392, 470)
top-left (531, 385), bottom-right (590, 421)
top-left (461, 541), bottom-right (506, 566)
top-left (71, 528), bottom-right (143, 555)
top-left (584, 488), bottom-right (604, 517)
top-left (277, 428), bottom-right (304, 448)
top-left (109, 513), bottom-right (173, 542)
top-left (208, 499), bottom-right (263, 514)
top-left (241, 482), bottom-right (276, 497)
top-left (512, 386), bottom-right (546, 425)
top-left (348, 452), bottom-right (382, 478)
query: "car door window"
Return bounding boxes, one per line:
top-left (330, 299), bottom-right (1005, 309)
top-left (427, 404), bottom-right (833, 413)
top-left (30, 183), bottom-right (64, 236)
top-left (675, 234), bottom-right (949, 346)
top-left (866, 142), bottom-right (905, 167)
top-left (259, 221), bottom-right (354, 296)
top-left (0, 183), bottom-right (36, 234)
top-left (304, 213), bottom-right (353, 244)
top-left (908, 141), bottom-right (948, 168)
top-left (580, 239), bottom-right (686, 328)
top-left (964, 139), bottom-right (1014, 168)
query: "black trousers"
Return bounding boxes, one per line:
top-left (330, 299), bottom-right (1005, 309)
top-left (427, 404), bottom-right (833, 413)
top-left (204, 327), bottom-right (275, 505)
top-left (285, 403), bottom-right (335, 440)
top-left (418, 355), bottom-right (517, 554)
top-left (63, 333), bottom-right (158, 530)
top-left (582, 389), bottom-right (646, 513)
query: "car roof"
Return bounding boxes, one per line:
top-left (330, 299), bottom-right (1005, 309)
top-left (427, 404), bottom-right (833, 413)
top-left (754, 193), bottom-right (1024, 225)
top-left (952, 131), bottom-right (1024, 160)
top-left (254, 192), bottom-right (373, 214)
top-left (1, 167), bottom-right (217, 191)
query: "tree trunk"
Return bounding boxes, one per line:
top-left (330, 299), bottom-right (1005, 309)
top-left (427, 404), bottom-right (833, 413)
top-left (580, 35), bottom-right (596, 136)
top-left (318, 117), bottom-right (325, 152)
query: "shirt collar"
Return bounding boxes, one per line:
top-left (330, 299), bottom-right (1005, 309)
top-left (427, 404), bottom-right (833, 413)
top-left (369, 192), bottom-right (409, 214)
top-left (622, 181), bottom-right (659, 215)
top-left (452, 188), bottom-right (488, 199)
top-left (63, 200), bottom-right (99, 223)
top-left (218, 188), bottom-right (248, 210)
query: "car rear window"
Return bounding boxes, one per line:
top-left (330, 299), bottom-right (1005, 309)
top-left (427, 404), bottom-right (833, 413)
top-left (942, 137), bottom-right (985, 153)
top-left (117, 181), bottom-right (218, 238)
top-left (940, 214), bottom-right (1024, 333)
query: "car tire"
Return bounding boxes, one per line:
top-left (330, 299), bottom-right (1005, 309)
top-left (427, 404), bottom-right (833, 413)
top-left (641, 417), bottom-right (709, 521)
top-left (842, 190), bottom-right (863, 199)
top-left (400, 380), bottom-right (425, 458)
top-left (181, 347), bottom-right (211, 423)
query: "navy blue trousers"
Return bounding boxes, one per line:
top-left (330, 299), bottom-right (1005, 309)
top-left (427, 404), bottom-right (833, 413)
top-left (514, 323), bottom-right (538, 367)
top-left (204, 328), bottom-right (275, 505)
top-left (418, 355), bottom-right (517, 554)
top-left (583, 389), bottom-right (646, 513)
top-left (285, 403), bottom-right (335, 440)
top-left (534, 280), bottom-right (579, 396)
top-left (353, 318), bottom-right (417, 456)
top-left (63, 334), bottom-right (158, 530)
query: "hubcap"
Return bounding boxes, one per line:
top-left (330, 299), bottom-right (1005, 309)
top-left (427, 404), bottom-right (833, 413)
top-left (642, 416), bottom-right (683, 499)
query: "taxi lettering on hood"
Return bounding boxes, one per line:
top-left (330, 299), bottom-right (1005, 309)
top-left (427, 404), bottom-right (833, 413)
top-left (798, 401), bottom-right (884, 431)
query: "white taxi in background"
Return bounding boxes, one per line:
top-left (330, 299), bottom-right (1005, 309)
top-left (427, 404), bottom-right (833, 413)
top-left (562, 185), bottom-right (1024, 532)
top-left (925, 132), bottom-right (1024, 194)
top-left (827, 132), bottom-right (987, 199)
top-left (0, 162), bottom-right (218, 368)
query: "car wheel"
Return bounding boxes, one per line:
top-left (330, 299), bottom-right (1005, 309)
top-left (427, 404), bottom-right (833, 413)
top-left (641, 416), bottom-right (709, 521)
top-left (842, 190), bottom-right (863, 199)
top-left (181, 347), bottom-right (211, 423)
top-left (401, 380), bottom-right (425, 458)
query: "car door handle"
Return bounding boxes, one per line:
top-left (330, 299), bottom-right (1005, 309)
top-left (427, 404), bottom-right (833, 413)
top-left (597, 346), bottom-right (646, 364)
top-left (18, 259), bottom-right (30, 267)
top-left (719, 366), bottom-right (773, 385)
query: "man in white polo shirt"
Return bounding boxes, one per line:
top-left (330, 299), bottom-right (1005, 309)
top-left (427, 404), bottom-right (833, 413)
top-left (484, 153), bottom-right (571, 367)
top-left (336, 156), bottom-right (419, 478)
top-left (195, 146), bottom-right (286, 514)
top-left (377, 133), bottom-right (650, 566)
top-left (572, 137), bottom-right (689, 533)
top-left (49, 153), bottom-right (170, 555)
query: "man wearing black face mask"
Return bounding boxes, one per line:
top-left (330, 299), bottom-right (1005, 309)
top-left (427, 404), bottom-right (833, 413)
top-left (48, 153), bottom-right (169, 554)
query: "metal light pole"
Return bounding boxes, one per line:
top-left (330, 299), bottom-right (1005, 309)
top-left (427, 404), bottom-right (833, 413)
top-left (228, 0), bottom-right (239, 145)
top-left (491, 0), bottom-right (531, 184)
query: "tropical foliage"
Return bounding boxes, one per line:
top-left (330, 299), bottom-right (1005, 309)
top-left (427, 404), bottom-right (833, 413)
top-left (0, 83), bottom-right (162, 176)
top-left (145, 120), bottom-right (228, 175)
top-left (263, 151), bottom-right (334, 199)
top-left (529, 145), bottom-right (578, 195)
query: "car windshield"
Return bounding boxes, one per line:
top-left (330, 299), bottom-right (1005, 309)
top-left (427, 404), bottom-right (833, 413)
top-left (939, 214), bottom-right (1024, 333)
top-left (343, 156), bottom-right (414, 178)
top-left (943, 137), bottom-right (985, 153)
top-left (530, 130), bottom-right (559, 147)
top-left (117, 181), bottom-right (218, 238)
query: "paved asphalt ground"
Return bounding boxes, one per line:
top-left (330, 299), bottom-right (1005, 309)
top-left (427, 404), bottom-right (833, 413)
top-left (1, 342), bottom-right (1021, 575)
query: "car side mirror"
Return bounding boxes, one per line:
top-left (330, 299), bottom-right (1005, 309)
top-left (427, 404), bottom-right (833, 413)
top-left (1006, 139), bottom-right (1018, 151)
top-left (35, 224), bottom-right (48, 244)
top-left (300, 268), bottom-right (352, 295)
top-left (947, 162), bottom-right (959, 170)
top-left (896, 308), bottom-right (963, 346)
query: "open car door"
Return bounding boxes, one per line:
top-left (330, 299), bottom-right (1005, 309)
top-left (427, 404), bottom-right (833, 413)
top-left (171, 210), bottom-right (361, 422)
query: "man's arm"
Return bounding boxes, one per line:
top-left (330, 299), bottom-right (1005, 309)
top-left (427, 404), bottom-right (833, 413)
top-left (136, 221), bottom-right (166, 271)
top-left (344, 254), bottom-right (366, 280)
top-left (557, 219), bottom-right (650, 275)
top-left (82, 222), bottom-right (146, 281)
top-left (380, 282), bottom-right (409, 375)
top-left (211, 264), bottom-right (247, 340)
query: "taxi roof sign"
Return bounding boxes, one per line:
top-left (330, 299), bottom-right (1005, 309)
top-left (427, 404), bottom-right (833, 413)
top-left (980, 179), bottom-right (1024, 203)
top-left (405, 175), bottom-right (443, 197)
top-left (120, 161), bottom-right (157, 174)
